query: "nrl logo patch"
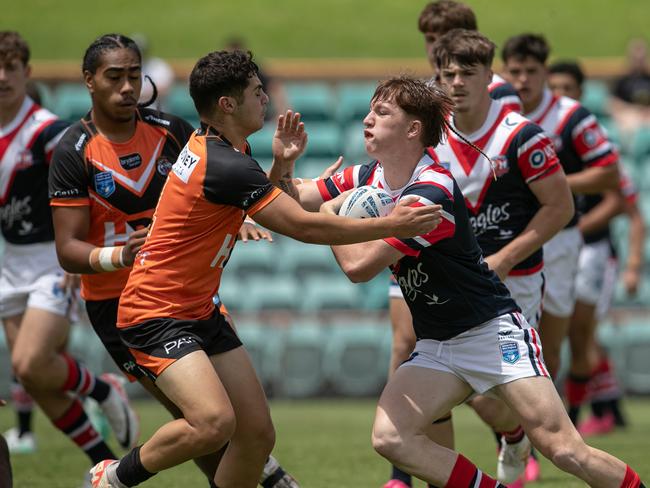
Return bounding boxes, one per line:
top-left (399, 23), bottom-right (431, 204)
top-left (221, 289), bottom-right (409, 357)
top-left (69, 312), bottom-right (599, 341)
top-left (94, 171), bottom-right (116, 198)
top-left (500, 341), bottom-right (520, 364)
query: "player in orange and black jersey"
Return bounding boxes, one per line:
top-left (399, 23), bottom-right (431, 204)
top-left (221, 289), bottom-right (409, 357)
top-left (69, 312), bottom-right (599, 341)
top-left (49, 34), bottom-right (299, 488)
top-left (86, 49), bottom-right (440, 488)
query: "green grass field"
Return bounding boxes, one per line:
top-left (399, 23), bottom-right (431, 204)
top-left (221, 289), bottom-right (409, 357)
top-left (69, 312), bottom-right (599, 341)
top-left (2, 397), bottom-right (650, 487)
top-left (2, 0), bottom-right (649, 61)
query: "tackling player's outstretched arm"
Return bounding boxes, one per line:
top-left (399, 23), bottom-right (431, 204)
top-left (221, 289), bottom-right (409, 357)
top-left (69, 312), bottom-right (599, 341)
top-left (251, 192), bottom-right (441, 246)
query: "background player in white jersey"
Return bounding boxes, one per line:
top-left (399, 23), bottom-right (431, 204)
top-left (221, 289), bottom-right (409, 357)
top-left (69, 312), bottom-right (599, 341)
top-left (0, 31), bottom-right (138, 483)
top-left (548, 61), bottom-right (646, 431)
top-left (502, 34), bottom-right (620, 381)
top-left (427, 28), bottom-right (574, 484)
top-left (287, 75), bottom-right (644, 488)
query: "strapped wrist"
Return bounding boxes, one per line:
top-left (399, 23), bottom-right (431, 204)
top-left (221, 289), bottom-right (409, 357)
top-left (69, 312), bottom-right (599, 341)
top-left (89, 246), bottom-right (126, 272)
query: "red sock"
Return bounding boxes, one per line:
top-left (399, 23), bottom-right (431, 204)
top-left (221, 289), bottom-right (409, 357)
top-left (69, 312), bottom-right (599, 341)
top-left (566, 375), bottom-right (590, 407)
top-left (445, 454), bottom-right (504, 487)
top-left (620, 465), bottom-right (641, 488)
top-left (61, 353), bottom-right (110, 402)
top-left (52, 399), bottom-right (115, 464)
top-left (502, 425), bottom-right (524, 444)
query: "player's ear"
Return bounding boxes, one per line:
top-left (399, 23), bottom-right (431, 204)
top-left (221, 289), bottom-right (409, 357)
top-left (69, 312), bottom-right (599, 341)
top-left (83, 70), bottom-right (94, 93)
top-left (217, 95), bottom-right (236, 114)
top-left (407, 119), bottom-right (422, 141)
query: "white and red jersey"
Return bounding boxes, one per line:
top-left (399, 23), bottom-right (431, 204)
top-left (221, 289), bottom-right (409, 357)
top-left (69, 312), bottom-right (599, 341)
top-left (0, 97), bottom-right (68, 244)
top-left (526, 88), bottom-right (618, 227)
top-left (489, 73), bottom-right (523, 114)
top-left (429, 101), bottom-right (561, 276)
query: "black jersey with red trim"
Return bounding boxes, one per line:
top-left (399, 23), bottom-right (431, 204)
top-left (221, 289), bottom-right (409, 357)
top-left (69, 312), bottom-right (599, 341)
top-left (0, 97), bottom-right (69, 244)
top-left (118, 124), bottom-right (282, 326)
top-left (48, 108), bottom-right (194, 301)
top-left (317, 154), bottom-right (518, 340)
top-left (428, 101), bottom-right (560, 275)
top-left (526, 88), bottom-right (618, 227)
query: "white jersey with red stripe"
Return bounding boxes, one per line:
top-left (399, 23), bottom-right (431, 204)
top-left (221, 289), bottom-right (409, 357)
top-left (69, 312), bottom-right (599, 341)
top-left (0, 96), bottom-right (68, 244)
top-left (428, 101), bottom-right (560, 275)
top-left (317, 154), bottom-right (518, 340)
top-left (526, 88), bottom-right (618, 227)
top-left (489, 73), bottom-right (523, 114)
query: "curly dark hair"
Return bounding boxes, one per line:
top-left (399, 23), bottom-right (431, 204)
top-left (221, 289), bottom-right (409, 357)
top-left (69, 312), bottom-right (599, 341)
top-left (82, 33), bottom-right (141, 74)
top-left (502, 33), bottom-right (550, 64)
top-left (549, 60), bottom-right (585, 88)
top-left (418, 0), bottom-right (477, 35)
top-left (0, 31), bottom-right (30, 65)
top-left (432, 29), bottom-right (496, 69)
top-left (372, 76), bottom-right (454, 148)
top-left (189, 50), bottom-right (260, 117)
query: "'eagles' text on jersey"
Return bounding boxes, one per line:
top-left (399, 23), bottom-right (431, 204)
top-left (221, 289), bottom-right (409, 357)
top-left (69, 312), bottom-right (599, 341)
top-left (117, 124), bottom-right (282, 328)
top-left (317, 154), bottom-right (518, 340)
top-left (48, 108), bottom-right (194, 301)
top-left (429, 101), bottom-right (560, 275)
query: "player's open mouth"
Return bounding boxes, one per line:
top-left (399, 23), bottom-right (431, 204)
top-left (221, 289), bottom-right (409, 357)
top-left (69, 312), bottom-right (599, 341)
top-left (364, 129), bottom-right (373, 139)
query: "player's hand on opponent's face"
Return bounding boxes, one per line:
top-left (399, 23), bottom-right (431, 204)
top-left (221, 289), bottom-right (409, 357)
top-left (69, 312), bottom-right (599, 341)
top-left (318, 156), bottom-right (343, 180)
top-left (122, 226), bottom-right (150, 266)
top-left (389, 196), bottom-right (442, 238)
top-left (238, 221), bottom-right (273, 242)
top-left (272, 110), bottom-right (307, 163)
top-left (320, 189), bottom-right (353, 215)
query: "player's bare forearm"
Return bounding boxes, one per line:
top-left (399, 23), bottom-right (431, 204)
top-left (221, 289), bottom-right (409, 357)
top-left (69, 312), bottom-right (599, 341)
top-left (625, 201), bottom-right (645, 273)
top-left (52, 206), bottom-right (99, 273)
top-left (268, 159), bottom-right (301, 202)
top-left (567, 165), bottom-right (619, 194)
top-left (578, 190), bottom-right (625, 236)
top-left (331, 240), bottom-right (402, 283)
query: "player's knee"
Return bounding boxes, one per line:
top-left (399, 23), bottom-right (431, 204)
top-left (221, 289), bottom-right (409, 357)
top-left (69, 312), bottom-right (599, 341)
top-left (372, 423), bottom-right (406, 463)
top-left (192, 408), bottom-right (237, 453)
top-left (237, 415), bottom-right (276, 455)
top-left (12, 353), bottom-right (44, 390)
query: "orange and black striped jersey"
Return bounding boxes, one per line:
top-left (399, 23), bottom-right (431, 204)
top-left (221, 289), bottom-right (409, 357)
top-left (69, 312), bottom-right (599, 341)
top-left (48, 108), bottom-right (194, 301)
top-left (117, 124), bottom-right (281, 327)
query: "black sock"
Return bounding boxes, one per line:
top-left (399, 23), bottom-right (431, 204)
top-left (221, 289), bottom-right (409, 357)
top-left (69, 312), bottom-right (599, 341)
top-left (18, 410), bottom-right (32, 437)
top-left (493, 430), bottom-right (502, 447)
top-left (591, 400), bottom-right (607, 418)
top-left (568, 405), bottom-right (580, 425)
top-left (261, 466), bottom-right (287, 488)
top-left (115, 446), bottom-right (155, 487)
top-left (391, 465), bottom-right (412, 485)
top-left (609, 399), bottom-right (627, 426)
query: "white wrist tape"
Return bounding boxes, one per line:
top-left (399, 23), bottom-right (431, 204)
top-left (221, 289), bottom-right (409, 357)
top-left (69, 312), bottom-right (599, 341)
top-left (89, 246), bottom-right (125, 272)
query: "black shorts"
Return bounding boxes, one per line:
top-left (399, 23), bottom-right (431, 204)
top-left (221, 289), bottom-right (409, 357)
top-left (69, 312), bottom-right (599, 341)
top-left (118, 308), bottom-right (242, 381)
top-left (85, 298), bottom-right (146, 382)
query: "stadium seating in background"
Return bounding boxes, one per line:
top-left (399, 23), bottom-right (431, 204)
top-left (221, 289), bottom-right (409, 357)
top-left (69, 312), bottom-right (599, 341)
top-left (336, 82), bottom-right (376, 125)
top-left (226, 239), bottom-right (277, 278)
top-left (630, 126), bottom-right (650, 165)
top-left (300, 276), bottom-right (363, 313)
top-left (166, 83), bottom-right (199, 128)
top-left (285, 82), bottom-right (335, 122)
top-left (599, 321), bottom-right (650, 394)
top-left (301, 122), bottom-right (341, 159)
top-left (281, 240), bottom-right (338, 280)
top-left (275, 322), bottom-right (327, 397)
top-left (582, 80), bottom-right (610, 119)
top-left (53, 83), bottom-right (91, 121)
top-left (343, 122), bottom-right (369, 164)
top-left (234, 320), bottom-right (284, 390)
top-left (247, 126), bottom-right (276, 158)
top-left (323, 322), bottom-right (389, 396)
top-left (241, 276), bottom-right (301, 312)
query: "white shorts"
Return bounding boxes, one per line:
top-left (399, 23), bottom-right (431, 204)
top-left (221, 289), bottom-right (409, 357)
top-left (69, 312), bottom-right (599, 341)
top-left (388, 276), bottom-right (404, 299)
top-left (0, 241), bottom-right (73, 319)
top-left (596, 256), bottom-right (618, 320)
top-left (401, 312), bottom-right (549, 394)
top-left (575, 239), bottom-right (612, 306)
top-left (504, 270), bottom-right (544, 329)
top-left (542, 227), bottom-right (583, 317)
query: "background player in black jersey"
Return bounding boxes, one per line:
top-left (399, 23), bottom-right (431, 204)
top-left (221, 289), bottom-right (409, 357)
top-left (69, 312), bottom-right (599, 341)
top-left (312, 76), bottom-right (643, 488)
top-left (0, 31), bottom-right (139, 486)
top-left (48, 35), bottom-right (298, 488)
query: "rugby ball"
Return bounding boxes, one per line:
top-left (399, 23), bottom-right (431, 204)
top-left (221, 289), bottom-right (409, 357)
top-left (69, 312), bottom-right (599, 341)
top-left (338, 186), bottom-right (395, 218)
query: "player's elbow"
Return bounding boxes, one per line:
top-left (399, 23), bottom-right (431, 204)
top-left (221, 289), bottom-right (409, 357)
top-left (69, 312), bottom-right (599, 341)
top-left (340, 260), bottom-right (374, 283)
top-left (558, 193), bottom-right (575, 227)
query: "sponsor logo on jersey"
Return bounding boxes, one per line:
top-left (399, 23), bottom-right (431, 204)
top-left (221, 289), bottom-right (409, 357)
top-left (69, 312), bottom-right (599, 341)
top-left (500, 341), bottom-right (520, 364)
top-left (51, 188), bottom-right (81, 198)
top-left (529, 150), bottom-right (546, 168)
top-left (74, 133), bottom-right (87, 152)
top-left (119, 153), bottom-right (142, 170)
top-left (156, 157), bottom-right (173, 176)
top-left (243, 185), bottom-right (271, 208)
top-left (583, 128), bottom-right (598, 147)
top-left (173, 146), bottom-right (200, 184)
top-left (504, 115), bottom-right (519, 127)
top-left (469, 202), bottom-right (511, 237)
top-left (492, 155), bottom-right (509, 177)
top-left (144, 114), bottom-right (171, 127)
top-left (397, 262), bottom-right (450, 306)
top-left (95, 171), bottom-right (116, 198)
top-left (16, 149), bottom-right (34, 169)
top-left (0, 195), bottom-right (32, 228)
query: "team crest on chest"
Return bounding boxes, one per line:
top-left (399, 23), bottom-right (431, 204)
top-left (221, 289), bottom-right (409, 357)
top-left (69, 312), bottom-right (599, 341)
top-left (95, 171), bottom-right (116, 198)
top-left (492, 155), bottom-right (509, 177)
top-left (156, 157), bottom-right (173, 176)
top-left (16, 149), bottom-right (34, 169)
top-left (500, 341), bottom-right (520, 364)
